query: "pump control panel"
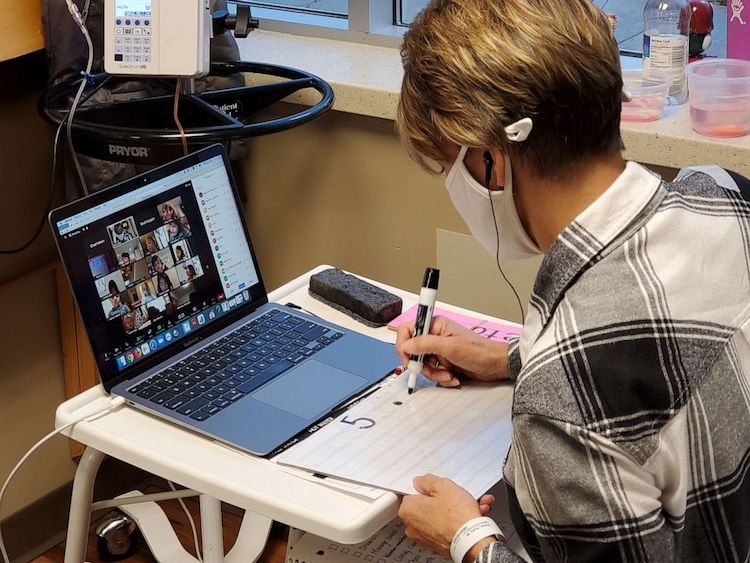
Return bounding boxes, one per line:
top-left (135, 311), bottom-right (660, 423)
top-left (105, 0), bottom-right (211, 77)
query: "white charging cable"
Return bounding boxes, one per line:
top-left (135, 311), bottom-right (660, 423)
top-left (0, 396), bottom-right (126, 563)
top-left (167, 480), bottom-right (203, 562)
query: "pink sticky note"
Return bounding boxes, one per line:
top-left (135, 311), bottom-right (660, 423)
top-left (388, 305), bottom-right (522, 343)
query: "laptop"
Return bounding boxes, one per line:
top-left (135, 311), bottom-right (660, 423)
top-left (50, 144), bottom-right (399, 456)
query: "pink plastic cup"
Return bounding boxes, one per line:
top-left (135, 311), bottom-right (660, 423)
top-left (621, 69), bottom-right (671, 122)
top-left (686, 58), bottom-right (750, 138)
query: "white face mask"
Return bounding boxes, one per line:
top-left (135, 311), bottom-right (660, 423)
top-left (444, 145), bottom-right (542, 261)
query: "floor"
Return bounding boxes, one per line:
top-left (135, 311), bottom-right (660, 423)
top-left (32, 490), bottom-right (289, 563)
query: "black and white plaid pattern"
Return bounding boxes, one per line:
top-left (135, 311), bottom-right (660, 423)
top-left (477, 163), bottom-right (750, 563)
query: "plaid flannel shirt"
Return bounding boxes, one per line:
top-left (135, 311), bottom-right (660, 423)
top-left (476, 162), bottom-right (750, 563)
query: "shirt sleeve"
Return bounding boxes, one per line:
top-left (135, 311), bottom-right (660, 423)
top-left (506, 336), bottom-right (522, 382)
top-left (675, 165), bottom-right (750, 201)
top-left (502, 413), bottom-right (677, 563)
top-left (476, 540), bottom-right (527, 563)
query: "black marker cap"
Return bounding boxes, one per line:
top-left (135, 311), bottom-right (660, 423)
top-left (422, 267), bottom-right (440, 289)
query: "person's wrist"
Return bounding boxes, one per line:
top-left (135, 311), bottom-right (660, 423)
top-left (450, 517), bottom-right (503, 563)
top-left (495, 343), bottom-right (510, 381)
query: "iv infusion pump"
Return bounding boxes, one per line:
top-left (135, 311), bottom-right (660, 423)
top-left (104, 0), bottom-right (212, 77)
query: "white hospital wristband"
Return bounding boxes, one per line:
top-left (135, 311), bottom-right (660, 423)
top-left (450, 517), bottom-right (503, 563)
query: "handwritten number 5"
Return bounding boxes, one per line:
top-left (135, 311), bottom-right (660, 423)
top-left (340, 415), bottom-right (375, 429)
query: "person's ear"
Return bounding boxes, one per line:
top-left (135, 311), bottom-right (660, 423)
top-left (485, 147), bottom-right (507, 191)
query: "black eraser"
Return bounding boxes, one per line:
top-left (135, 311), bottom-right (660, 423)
top-left (309, 268), bottom-right (403, 327)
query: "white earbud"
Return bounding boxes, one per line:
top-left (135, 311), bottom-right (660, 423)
top-left (504, 117), bottom-right (533, 143)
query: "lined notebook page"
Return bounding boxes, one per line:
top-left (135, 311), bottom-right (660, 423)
top-left (276, 374), bottom-right (513, 498)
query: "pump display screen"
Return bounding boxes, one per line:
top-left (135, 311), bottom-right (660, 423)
top-left (115, 0), bottom-right (152, 17)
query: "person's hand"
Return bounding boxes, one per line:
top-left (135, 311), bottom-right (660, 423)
top-left (399, 475), bottom-right (498, 560)
top-left (395, 316), bottom-right (509, 386)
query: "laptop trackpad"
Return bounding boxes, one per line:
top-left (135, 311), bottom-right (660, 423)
top-left (250, 360), bottom-right (367, 420)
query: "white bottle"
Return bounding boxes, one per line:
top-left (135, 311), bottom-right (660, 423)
top-left (643, 0), bottom-right (692, 105)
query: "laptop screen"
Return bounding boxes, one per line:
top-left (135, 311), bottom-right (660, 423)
top-left (52, 146), bottom-right (267, 387)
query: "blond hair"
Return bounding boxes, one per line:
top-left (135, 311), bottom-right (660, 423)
top-left (396, 0), bottom-right (623, 179)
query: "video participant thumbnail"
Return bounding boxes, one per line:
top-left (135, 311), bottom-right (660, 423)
top-left (107, 217), bottom-right (138, 246)
top-left (170, 282), bottom-right (195, 309)
top-left (101, 279), bottom-right (131, 320)
top-left (121, 307), bottom-right (148, 333)
top-left (137, 279), bottom-right (158, 305)
top-left (95, 270), bottom-right (126, 299)
top-left (148, 249), bottom-right (175, 276)
top-left (121, 293), bottom-right (173, 334)
top-left (172, 240), bottom-right (192, 263)
top-left (140, 227), bottom-right (169, 255)
top-left (120, 258), bottom-right (148, 287)
top-left (177, 257), bottom-right (204, 284)
top-left (113, 240), bottom-right (144, 266)
top-left (151, 269), bottom-right (180, 296)
top-left (159, 197), bottom-right (186, 223)
top-left (165, 217), bottom-right (191, 244)
top-left (88, 251), bottom-right (118, 279)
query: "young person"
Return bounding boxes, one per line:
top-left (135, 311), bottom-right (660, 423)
top-left (140, 281), bottom-right (155, 304)
top-left (161, 203), bottom-right (175, 222)
top-left (152, 256), bottom-right (173, 294)
top-left (394, 1), bottom-right (750, 562)
top-left (174, 245), bottom-right (185, 262)
top-left (121, 263), bottom-right (133, 285)
top-left (106, 280), bottom-right (130, 319)
top-left (112, 222), bottom-right (132, 244)
top-left (166, 219), bottom-right (191, 243)
top-left (143, 235), bottom-right (159, 254)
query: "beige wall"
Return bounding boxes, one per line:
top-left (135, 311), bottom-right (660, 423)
top-left (242, 108), bottom-right (471, 294)
top-left (0, 52), bottom-right (76, 520)
top-left (0, 272), bottom-right (75, 517)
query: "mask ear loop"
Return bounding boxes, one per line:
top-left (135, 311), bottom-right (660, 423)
top-left (483, 150), bottom-right (525, 325)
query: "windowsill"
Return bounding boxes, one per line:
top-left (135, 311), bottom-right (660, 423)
top-left (237, 30), bottom-right (750, 175)
top-left (238, 30), bottom-right (403, 120)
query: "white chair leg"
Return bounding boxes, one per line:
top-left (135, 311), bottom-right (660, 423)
top-left (64, 448), bottom-right (106, 563)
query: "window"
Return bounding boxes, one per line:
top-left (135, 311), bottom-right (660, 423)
top-left (241, 0), bottom-right (402, 47)
top-left (249, 0), bottom-right (347, 18)
top-left (244, 0), bottom-right (728, 57)
top-left (396, 0), bottom-right (429, 26)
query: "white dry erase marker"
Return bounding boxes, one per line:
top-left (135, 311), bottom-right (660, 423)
top-left (407, 267), bottom-right (440, 395)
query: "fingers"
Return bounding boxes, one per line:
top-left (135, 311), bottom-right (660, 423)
top-left (413, 474), bottom-right (442, 496)
top-left (430, 316), bottom-right (467, 336)
top-left (421, 365), bottom-right (461, 387)
top-left (395, 321), bottom-right (416, 364)
top-left (478, 493), bottom-right (495, 516)
top-left (478, 494), bottom-right (496, 506)
top-left (401, 333), bottom-right (455, 360)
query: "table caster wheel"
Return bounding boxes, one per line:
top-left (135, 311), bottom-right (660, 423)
top-left (95, 511), bottom-right (141, 561)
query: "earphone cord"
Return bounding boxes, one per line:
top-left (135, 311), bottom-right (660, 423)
top-left (485, 152), bottom-right (525, 325)
top-left (488, 197), bottom-right (525, 325)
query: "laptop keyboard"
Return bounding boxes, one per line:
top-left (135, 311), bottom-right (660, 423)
top-left (127, 310), bottom-right (343, 422)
